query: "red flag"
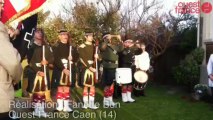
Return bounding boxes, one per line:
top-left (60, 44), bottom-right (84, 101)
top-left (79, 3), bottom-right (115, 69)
top-left (1, 0), bottom-right (30, 24)
top-left (1, 0), bottom-right (47, 28)
top-left (12, 0), bottom-right (46, 24)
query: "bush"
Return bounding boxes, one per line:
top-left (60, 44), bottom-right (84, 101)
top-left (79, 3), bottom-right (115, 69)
top-left (193, 84), bottom-right (209, 101)
top-left (172, 48), bottom-right (204, 91)
top-left (191, 48), bottom-right (205, 64)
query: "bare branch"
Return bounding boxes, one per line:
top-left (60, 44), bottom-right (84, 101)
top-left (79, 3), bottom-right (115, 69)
top-left (99, 0), bottom-right (109, 13)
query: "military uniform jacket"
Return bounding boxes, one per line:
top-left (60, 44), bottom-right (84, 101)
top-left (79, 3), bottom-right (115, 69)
top-left (28, 42), bottom-right (54, 73)
top-left (100, 41), bottom-right (124, 68)
top-left (119, 46), bottom-right (140, 68)
top-left (52, 41), bottom-right (78, 71)
top-left (78, 43), bottom-right (95, 68)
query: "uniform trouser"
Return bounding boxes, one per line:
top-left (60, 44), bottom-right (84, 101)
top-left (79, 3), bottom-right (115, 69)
top-left (51, 68), bottom-right (61, 90)
top-left (78, 67), bottom-right (86, 87)
top-left (0, 112), bottom-right (17, 120)
top-left (211, 87), bottom-right (213, 97)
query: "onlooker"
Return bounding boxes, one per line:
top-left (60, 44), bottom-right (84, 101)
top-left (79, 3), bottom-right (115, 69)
top-left (207, 54), bottom-right (213, 98)
top-left (134, 41), bottom-right (150, 96)
top-left (0, 0), bottom-right (23, 119)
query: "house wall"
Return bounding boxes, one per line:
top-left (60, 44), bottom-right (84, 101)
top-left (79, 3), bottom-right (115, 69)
top-left (200, 0), bottom-right (213, 85)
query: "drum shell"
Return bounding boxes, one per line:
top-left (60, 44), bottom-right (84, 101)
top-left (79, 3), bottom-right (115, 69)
top-left (116, 68), bottom-right (132, 84)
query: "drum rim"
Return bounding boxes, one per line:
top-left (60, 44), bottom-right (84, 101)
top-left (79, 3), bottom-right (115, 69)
top-left (134, 70), bottom-right (148, 83)
top-left (116, 68), bottom-right (132, 70)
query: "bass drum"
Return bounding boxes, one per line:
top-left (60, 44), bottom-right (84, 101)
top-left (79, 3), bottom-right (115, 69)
top-left (134, 70), bottom-right (148, 90)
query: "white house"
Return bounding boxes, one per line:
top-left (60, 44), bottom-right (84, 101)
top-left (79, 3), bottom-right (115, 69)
top-left (199, 0), bottom-right (213, 84)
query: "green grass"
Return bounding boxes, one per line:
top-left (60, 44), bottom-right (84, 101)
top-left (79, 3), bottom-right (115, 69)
top-left (15, 89), bottom-right (22, 97)
top-left (15, 84), bottom-right (213, 120)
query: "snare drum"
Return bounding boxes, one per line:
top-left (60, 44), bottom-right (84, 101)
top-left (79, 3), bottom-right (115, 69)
top-left (116, 68), bottom-right (132, 84)
top-left (134, 70), bottom-right (148, 90)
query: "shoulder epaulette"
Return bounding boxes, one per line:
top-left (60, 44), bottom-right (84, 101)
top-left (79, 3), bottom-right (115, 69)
top-left (79, 43), bottom-right (86, 48)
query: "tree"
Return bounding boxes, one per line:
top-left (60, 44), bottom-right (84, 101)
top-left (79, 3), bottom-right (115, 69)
top-left (97, 0), bottom-right (121, 33)
top-left (60, 0), bottom-right (122, 42)
top-left (72, 3), bottom-right (99, 31)
top-left (40, 15), bottom-right (68, 44)
top-left (132, 14), bottom-right (173, 59)
top-left (119, 0), bottom-right (162, 35)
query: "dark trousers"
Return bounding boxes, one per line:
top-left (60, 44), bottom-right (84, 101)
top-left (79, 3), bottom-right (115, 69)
top-left (51, 68), bottom-right (61, 90)
top-left (0, 112), bottom-right (19, 120)
top-left (211, 87), bottom-right (213, 95)
top-left (113, 82), bottom-right (122, 99)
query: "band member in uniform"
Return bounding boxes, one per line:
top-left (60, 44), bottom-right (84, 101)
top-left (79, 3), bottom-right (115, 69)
top-left (134, 41), bottom-right (150, 96)
top-left (52, 29), bottom-right (77, 112)
top-left (79, 31), bottom-right (99, 109)
top-left (119, 39), bottom-right (140, 103)
top-left (26, 28), bottom-right (53, 117)
top-left (100, 33), bottom-right (123, 107)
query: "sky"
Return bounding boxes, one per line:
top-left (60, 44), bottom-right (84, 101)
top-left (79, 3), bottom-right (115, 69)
top-left (44, 0), bottom-right (198, 17)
